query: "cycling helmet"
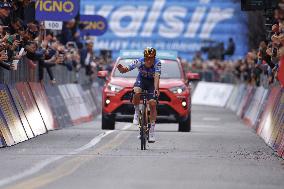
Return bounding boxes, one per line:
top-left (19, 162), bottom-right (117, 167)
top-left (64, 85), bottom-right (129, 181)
top-left (144, 47), bottom-right (156, 58)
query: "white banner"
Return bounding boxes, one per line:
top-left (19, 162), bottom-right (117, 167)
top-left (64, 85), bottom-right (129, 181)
top-left (192, 82), bottom-right (234, 107)
top-left (44, 21), bottom-right (63, 30)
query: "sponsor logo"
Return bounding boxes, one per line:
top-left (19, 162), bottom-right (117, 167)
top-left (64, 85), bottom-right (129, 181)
top-left (36, 0), bottom-right (79, 21)
top-left (80, 15), bottom-right (108, 36)
top-left (82, 0), bottom-right (235, 39)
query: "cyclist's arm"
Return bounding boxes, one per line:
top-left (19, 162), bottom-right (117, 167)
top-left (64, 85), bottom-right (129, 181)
top-left (118, 58), bottom-right (142, 73)
top-left (127, 59), bottom-right (142, 71)
top-left (154, 60), bottom-right (161, 90)
top-left (154, 73), bottom-right (160, 90)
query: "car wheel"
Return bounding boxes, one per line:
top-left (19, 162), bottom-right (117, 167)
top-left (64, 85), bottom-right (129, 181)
top-left (102, 112), bottom-right (115, 130)
top-left (178, 113), bottom-right (191, 132)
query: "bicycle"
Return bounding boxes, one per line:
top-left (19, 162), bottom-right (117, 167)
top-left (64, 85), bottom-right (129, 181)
top-left (135, 90), bottom-right (158, 150)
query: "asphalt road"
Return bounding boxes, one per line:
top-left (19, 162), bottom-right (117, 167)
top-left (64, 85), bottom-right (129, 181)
top-left (0, 105), bottom-right (283, 189)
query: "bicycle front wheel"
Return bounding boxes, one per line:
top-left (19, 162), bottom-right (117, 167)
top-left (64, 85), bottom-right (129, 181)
top-left (140, 105), bottom-right (147, 150)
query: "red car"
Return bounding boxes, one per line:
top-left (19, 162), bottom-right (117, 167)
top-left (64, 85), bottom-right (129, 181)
top-left (98, 50), bottom-right (199, 132)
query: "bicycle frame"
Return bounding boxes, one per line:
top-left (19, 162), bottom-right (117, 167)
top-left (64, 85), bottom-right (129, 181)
top-left (139, 91), bottom-right (150, 150)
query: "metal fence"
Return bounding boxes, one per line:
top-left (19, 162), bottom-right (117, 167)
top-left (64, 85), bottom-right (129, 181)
top-left (191, 68), bottom-right (281, 89)
top-left (0, 58), bottom-right (92, 85)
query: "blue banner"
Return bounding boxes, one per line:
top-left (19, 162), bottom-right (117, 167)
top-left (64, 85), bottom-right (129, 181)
top-left (80, 15), bottom-right (108, 36)
top-left (80, 0), bottom-right (248, 61)
top-left (36, 0), bottom-right (79, 21)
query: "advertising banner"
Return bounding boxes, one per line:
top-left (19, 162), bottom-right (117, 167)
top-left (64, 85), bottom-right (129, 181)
top-left (58, 85), bottom-right (81, 123)
top-left (29, 82), bottom-right (59, 131)
top-left (15, 82), bottom-right (47, 136)
top-left (44, 84), bottom-right (72, 128)
top-left (8, 85), bottom-right (34, 139)
top-left (90, 83), bottom-right (102, 115)
top-left (226, 85), bottom-right (238, 109)
top-left (236, 86), bottom-right (254, 118)
top-left (82, 90), bottom-right (96, 117)
top-left (80, 0), bottom-right (248, 60)
top-left (228, 84), bottom-right (246, 112)
top-left (278, 129), bottom-right (284, 157)
top-left (66, 84), bottom-right (93, 123)
top-left (0, 130), bottom-right (5, 147)
top-left (80, 15), bottom-right (108, 36)
top-left (36, 0), bottom-right (79, 21)
top-left (0, 84), bottom-right (28, 144)
top-left (278, 57), bottom-right (284, 87)
top-left (243, 87), bottom-right (268, 128)
top-left (0, 109), bottom-right (14, 146)
top-left (257, 87), bottom-right (281, 143)
top-left (270, 89), bottom-right (284, 150)
top-left (192, 82), bottom-right (234, 107)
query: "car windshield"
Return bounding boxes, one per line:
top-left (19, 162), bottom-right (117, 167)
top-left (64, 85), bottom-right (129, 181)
top-left (113, 59), bottom-right (182, 79)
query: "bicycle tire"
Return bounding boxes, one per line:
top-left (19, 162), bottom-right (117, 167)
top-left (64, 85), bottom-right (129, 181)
top-left (140, 104), bottom-right (147, 150)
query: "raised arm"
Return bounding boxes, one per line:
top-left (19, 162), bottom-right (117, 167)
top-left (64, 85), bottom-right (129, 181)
top-left (154, 60), bottom-right (161, 95)
top-left (117, 58), bottom-right (142, 73)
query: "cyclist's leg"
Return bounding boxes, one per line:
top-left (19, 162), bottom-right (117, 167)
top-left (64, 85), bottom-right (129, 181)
top-left (145, 79), bottom-right (156, 142)
top-left (148, 99), bottom-right (157, 124)
top-left (132, 77), bottom-right (142, 124)
top-left (133, 76), bottom-right (142, 107)
top-left (145, 79), bottom-right (157, 124)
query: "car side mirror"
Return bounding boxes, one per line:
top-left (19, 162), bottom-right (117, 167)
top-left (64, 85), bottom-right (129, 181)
top-left (97, 71), bottom-right (108, 80)
top-left (186, 72), bottom-right (200, 81)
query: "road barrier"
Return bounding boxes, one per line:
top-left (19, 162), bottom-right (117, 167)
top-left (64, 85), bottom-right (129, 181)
top-left (1, 80), bottom-right (282, 159)
top-left (0, 84), bottom-right (28, 145)
top-left (15, 82), bottom-right (47, 136)
top-left (44, 84), bottom-right (73, 128)
top-left (194, 82), bottom-right (284, 158)
top-left (192, 82), bottom-right (234, 107)
top-left (29, 82), bottom-right (60, 131)
top-left (8, 84), bottom-right (35, 139)
top-left (0, 81), bottom-right (101, 148)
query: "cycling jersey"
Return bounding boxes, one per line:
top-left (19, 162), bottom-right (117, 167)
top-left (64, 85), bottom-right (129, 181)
top-left (127, 57), bottom-right (161, 79)
top-left (128, 57), bottom-right (161, 100)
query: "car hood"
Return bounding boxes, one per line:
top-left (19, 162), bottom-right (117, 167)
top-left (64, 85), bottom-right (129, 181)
top-left (109, 77), bottom-right (186, 88)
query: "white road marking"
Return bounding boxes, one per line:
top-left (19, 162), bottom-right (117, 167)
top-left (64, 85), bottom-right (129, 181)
top-left (202, 117), bottom-right (221, 121)
top-left (0, 124), bottom-right (132, 188)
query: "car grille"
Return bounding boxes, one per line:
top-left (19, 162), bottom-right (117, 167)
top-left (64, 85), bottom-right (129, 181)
top-left (121, 91), bottom-right (171, 102)
top-left (114, 104), bottom-right (178, 117)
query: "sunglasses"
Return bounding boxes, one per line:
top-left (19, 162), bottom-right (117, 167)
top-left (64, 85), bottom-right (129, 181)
top-left (27, 29), bottom-right (39, 38)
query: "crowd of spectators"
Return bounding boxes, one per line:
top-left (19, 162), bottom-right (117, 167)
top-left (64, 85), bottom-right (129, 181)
top-left (187, 1), bottom-right (284, 87)
top-left (186, 49), bottom-right (281, 87)
top-left (0, 0), bottom-right (111, 84)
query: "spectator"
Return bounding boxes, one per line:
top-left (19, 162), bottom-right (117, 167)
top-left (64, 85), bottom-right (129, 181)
top-left (80, 41), bottom-right (96, 78)
top-left (223, 37), bottom-right (235, 59)
top-left (0, 0), bottom-right (11, 26)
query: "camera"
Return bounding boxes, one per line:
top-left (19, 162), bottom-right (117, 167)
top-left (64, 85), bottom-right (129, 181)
top-left (15, 34), bottom-right (21, 41)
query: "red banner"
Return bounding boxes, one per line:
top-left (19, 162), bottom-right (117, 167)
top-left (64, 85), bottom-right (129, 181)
top-left (15, 82), bottom-right (47, 136)
top-left (278, 57), bottom-right (284, 87)
top-left (277, 126), bottom-right (284, 157)
top-left (29, 82), bottom-right (59, 131)
top-left (268, 89), bottom-right (284, 149)
top-left (257, 87), bottom-right (281, 144)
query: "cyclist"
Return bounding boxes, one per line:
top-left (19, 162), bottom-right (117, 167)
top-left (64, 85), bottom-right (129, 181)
top-left (117, 47), bottom-right (161, 142)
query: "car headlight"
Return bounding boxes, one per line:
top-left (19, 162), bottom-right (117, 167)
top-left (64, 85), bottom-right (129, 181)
top-left (107, 83), bottom-right (123, 93)
top-left (169, 85), bottom-right (187, 94)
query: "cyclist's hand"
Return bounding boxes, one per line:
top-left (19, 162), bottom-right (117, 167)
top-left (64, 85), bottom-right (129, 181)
top-left (117, 64), bottom-right (126, 73)
top-left (154, 89), bottom-right (160, 97)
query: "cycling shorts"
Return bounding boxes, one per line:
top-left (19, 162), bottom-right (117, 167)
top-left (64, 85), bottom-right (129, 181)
top-left (134, 76), bottom-right (156, 100)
